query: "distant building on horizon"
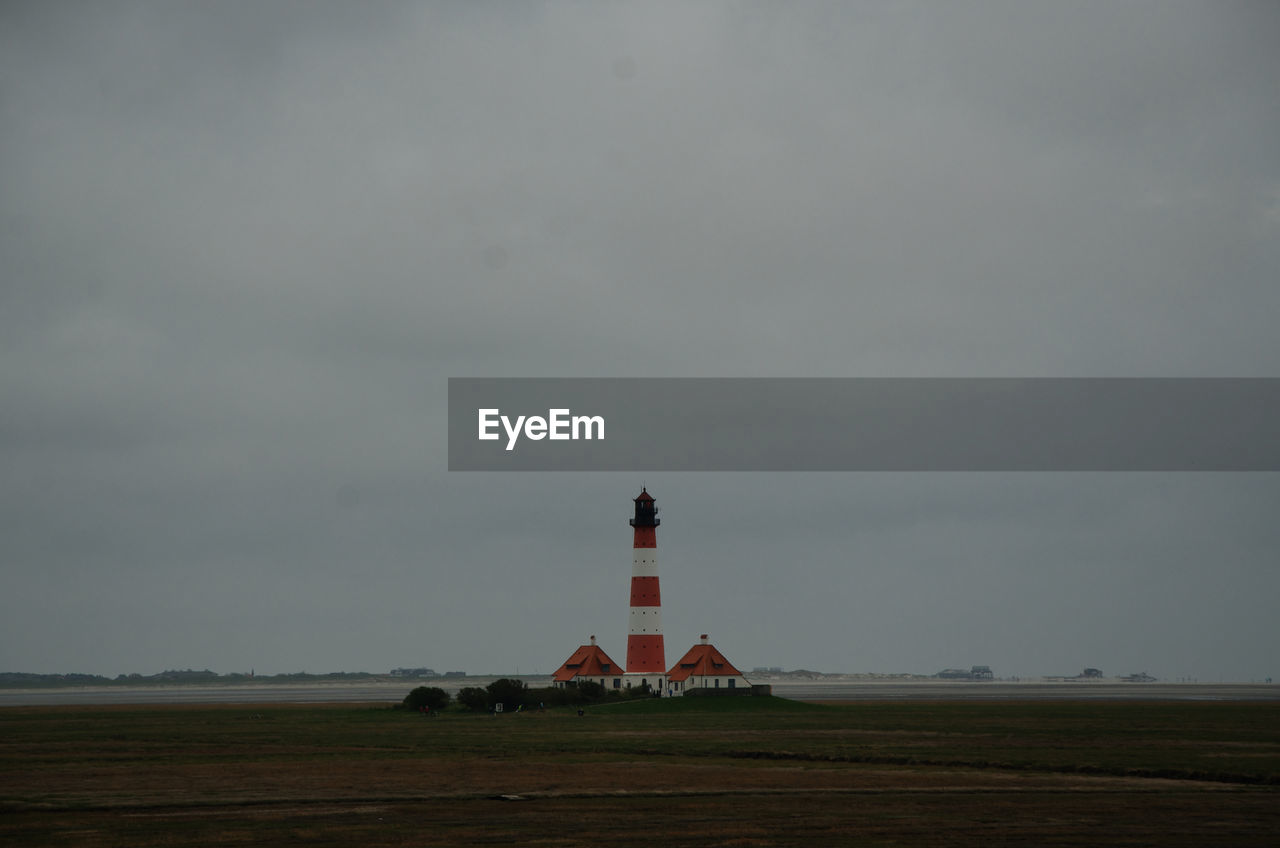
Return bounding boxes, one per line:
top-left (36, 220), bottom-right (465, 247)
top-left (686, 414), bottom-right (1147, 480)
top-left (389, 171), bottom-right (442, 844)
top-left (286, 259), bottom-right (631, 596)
top-left (935, 665), bottom-right (994, 680)
top-left (389, 667), bottom-right (438, 678)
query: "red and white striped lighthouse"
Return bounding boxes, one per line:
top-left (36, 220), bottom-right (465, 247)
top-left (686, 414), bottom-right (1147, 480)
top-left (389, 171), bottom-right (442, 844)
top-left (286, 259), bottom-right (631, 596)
top-left (625, 488), bottom-right (666, 676)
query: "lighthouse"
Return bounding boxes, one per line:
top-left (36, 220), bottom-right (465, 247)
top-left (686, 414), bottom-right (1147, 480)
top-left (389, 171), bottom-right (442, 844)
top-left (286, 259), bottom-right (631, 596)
top-left (625, 488), bottom-right (666, 690)
top-left (550, 487), bottom-right (754, 699)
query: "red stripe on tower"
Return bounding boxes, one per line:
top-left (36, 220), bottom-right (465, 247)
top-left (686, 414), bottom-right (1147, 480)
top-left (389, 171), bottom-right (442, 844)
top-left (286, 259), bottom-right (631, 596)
top-left (625, 488), bottom-right (665, 673)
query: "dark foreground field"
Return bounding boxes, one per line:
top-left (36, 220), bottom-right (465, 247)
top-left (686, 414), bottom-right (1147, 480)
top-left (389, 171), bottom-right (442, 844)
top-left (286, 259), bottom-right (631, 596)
top-left (2, 697), bottom-right (1277, 846)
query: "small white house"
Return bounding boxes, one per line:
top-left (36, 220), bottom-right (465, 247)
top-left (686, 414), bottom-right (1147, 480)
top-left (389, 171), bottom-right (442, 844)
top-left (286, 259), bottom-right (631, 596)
top-left (552, 636), bottom-right (625, 691)
top-left (666, 634), bottom-right (748, 696)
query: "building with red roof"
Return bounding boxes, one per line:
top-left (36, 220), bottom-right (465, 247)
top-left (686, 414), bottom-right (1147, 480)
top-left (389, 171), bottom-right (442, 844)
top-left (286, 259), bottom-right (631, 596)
top-left (552, 636), bottom-right (625, 691)
top-left (666, 634), bottom-right (748, 695)
top-left (551, 490), bottom-right (754, 698)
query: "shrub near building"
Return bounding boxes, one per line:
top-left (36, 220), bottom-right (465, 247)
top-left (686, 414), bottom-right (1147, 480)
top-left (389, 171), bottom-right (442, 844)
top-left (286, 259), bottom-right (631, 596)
top-left (402, 686), bottom-right (450, 712)
top-left (455, 687), bottom-right (490, 712)
top-left (450, 679), bottom-right (654, 713)
top-left (486, 678), bottom-right (529, 710)
top-left (452, 679), bottom-right (531, 713)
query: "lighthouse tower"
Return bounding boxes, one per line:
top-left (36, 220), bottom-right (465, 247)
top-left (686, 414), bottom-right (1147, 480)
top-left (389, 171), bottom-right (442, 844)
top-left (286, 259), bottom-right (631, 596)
top-left (625, 488), bottom-right (666, 689)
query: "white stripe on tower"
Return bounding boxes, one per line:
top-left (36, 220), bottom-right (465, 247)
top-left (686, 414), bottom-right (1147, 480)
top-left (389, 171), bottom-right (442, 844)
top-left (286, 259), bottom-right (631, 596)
top-left (625, 487), bottom-right (665, 674)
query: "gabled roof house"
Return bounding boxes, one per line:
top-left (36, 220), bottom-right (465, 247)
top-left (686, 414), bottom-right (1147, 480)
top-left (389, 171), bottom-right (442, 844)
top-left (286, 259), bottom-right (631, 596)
top-left (552, 636), bottom-right (625, 690)
top-left (666, 634), bottom-right (747, 694)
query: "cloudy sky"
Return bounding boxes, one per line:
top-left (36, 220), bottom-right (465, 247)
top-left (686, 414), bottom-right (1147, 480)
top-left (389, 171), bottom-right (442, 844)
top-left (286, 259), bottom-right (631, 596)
top-left (3, 2), bottom-right (1277, 681)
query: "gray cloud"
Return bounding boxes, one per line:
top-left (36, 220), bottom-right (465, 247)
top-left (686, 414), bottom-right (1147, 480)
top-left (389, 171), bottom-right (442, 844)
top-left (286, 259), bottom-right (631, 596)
top-left (2, 2), bottom-right (1277, 680)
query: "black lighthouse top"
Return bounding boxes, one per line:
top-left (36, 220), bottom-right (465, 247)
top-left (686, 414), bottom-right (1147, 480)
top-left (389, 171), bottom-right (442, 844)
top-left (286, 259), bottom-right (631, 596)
top-left (630, 488), bottom-right (660, 528)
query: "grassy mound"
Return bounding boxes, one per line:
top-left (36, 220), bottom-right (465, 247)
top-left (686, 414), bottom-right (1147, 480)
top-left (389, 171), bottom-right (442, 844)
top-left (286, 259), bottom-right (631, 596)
top-left (585, 694), bottom-right (830, 715)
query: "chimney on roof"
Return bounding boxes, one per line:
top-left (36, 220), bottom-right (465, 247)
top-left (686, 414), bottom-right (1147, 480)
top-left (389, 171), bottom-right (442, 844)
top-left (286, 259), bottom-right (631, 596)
top-left (590, 635), bottom-right (596, 646)
top-left (700, 634), bottom-right (708, 644)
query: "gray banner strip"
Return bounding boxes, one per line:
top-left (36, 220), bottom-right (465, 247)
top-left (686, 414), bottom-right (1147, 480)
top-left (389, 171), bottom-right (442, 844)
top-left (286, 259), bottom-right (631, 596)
top-left (448, 378), bottom-right (1280, 471)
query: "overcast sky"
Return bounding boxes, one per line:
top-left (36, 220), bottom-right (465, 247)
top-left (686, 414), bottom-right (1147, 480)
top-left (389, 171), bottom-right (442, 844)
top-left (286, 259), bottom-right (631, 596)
top-left (3, 2), bottom-right (1277, 682)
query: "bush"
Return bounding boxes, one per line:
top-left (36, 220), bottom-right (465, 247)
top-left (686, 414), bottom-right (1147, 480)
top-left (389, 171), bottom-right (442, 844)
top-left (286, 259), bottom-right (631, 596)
top-left (402, 686), bottom-right (450, 712)
top-left (525, 682), bottom-right (605, 708)
top-left (455, 686), bottom-right (490, 712)
top-left (486, 678), bottom-right (528, 711)
top-left (452, 679), bottom-right (626, 712)
top-left (571, 680), bottom-right (606, 700)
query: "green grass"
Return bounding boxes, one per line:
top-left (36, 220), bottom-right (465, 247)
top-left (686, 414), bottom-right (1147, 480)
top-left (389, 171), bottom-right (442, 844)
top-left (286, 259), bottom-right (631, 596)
top-left (3, 698), bottom-right (1277, 781)
top-left (2, 698), bottom-right (1278, 846)
top-left (585, 692), bottom-right (827, 714)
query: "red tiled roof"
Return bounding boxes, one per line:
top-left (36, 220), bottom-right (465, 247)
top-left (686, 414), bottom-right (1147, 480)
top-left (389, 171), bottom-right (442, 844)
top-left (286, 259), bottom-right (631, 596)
top-left (552, 643), bottom-right (624, 682)
top-left (665, 642), bottom-right (744, 682)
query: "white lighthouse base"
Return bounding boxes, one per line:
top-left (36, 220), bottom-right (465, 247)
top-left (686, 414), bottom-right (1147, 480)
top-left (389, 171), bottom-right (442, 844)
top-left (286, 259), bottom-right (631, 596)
top-left (622, 673), bottom-right (670, 697)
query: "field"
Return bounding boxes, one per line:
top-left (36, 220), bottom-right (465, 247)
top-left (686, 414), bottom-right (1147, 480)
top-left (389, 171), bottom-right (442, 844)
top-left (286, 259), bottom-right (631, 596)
top-left (2, 696), bottom-right (1277, 846)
